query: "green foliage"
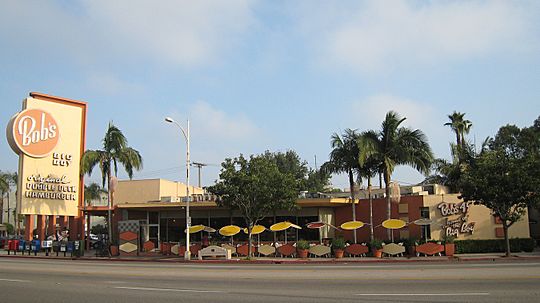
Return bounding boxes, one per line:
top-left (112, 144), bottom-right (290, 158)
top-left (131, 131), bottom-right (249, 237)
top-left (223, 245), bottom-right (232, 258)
top-left (84, 183), bottom-right (106, 204)
top-left (442, 234), bottom-right (455, 244)
top-left (5, 223), bottom-right (14, 235)
top-left (460, 118), bottom-right (540, 256)
top-left (304, 168), bottom-right (331, 193)
top-left (369, 238), bottom-right (383, 249)
top-left (332, 237), bottom-right (346, 250)
top-left (80, 122), bottom-right (143, 188)
top-left (296, 239), bottom-right (310, 250)
top-left (444, 111), bottom-right (472, 149)
top-left (207, 153), bottom-right (298, 257)
top-left (455, 239), bottom-right (535, 254)
top-left (360, 111), bottom-right (434, 239)
top-left (261, 150), bottom-right (331, 194)
top-left (91, 224), bottom-right (108, 235)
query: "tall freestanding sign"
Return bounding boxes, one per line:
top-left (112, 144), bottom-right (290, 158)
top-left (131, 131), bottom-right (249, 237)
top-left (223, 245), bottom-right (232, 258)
top-left (6, 92), bottom-right (87, 241)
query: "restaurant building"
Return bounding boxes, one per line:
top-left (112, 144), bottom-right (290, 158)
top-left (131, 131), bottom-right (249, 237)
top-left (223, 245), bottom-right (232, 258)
top-left (99, 179), bottom-right (530, 254)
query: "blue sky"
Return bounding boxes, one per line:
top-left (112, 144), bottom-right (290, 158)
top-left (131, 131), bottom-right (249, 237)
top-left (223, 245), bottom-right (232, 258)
top-left (1, 0), bottom-right (539, 189)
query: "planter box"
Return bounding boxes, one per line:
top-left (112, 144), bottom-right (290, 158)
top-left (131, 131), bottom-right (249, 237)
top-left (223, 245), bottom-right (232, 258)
top-left (445, 243), bottom-right (455, 256)
top-left (334, 249), bottom-right (344, 258)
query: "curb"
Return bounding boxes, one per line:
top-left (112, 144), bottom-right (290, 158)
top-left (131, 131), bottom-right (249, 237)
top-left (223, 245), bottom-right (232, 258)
top-left (3, 253), bottom-right (540, 264)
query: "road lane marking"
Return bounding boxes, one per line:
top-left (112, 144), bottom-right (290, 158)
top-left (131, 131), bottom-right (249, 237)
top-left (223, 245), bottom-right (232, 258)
top-left (0, 278), bottom-right (31, 283)
top-left (355, 293), bottom-right (490, 296)
top-left (114, 286), bottom-right (225, 293)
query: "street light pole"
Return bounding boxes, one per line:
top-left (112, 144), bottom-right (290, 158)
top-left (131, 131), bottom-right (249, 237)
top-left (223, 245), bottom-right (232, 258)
top-left (165, 117), bottom-right (191, 260)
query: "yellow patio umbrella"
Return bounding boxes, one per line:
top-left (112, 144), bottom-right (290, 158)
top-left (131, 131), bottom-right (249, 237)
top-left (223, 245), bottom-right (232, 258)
top-left (340, 220), bottom-right (365, 230)
top-left (382, 219), bottom-right (407, 242)
top-left (243, 225), bottom-right (267, 246)
top-left (185, 224), bottom-right (206, 234)
top-left (243, 225), bottom-right (266, 235)
top-left (219, 225), bottom-right (241, 246)
top-left (270, 221), bottom-right (301, 243)
top-left (339, 220), bottom-right (365, 244)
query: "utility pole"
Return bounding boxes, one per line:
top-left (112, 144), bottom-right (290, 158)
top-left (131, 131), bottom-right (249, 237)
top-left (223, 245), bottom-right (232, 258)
top-left (192, 162), bottom-right (208, 188)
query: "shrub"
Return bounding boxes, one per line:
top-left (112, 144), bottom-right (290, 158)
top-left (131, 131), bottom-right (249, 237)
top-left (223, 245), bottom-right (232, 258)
top-left (369, 238), bottom-right (383, 250)
top-left (296, 239), bottom-right (310, 250)
top-left (332, 237), bottom-right (346, 250)
top-left (455, 238), bottom-right (535, 253)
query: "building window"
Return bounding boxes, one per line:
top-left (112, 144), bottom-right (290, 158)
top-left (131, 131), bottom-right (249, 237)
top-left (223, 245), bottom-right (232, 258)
top-left (420, 207), bottom-right (431, 241)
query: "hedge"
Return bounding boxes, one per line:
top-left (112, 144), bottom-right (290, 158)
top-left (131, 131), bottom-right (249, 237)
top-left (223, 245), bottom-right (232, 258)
top-left (454, 238), bottom-right (535, 254)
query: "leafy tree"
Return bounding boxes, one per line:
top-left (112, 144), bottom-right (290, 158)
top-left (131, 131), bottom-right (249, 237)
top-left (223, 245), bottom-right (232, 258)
top-left (460, 122), bottom-right (540, 256)
top-left (304, 168), bottom-right (331, 193)
top-left (80, 122), bottom-right (143, 241)
top-left (360, 111), bottom-right (433, 239)
top-left (208, 154), bottom-right (298, 258)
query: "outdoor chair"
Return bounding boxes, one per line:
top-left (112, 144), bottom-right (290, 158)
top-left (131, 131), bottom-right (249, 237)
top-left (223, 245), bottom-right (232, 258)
top-left (236, 244), bottom-right (257, 256)
top-left (344, 243), bottom-right (369, 257)
top-left (257, 244), bottom-right (276, 257)
top-left (415, 242), bottom-right (444, 257)
top-left (309, 244), bottom-right (331, 258)
top-left (382, 243), bottom-right (405, 257)
top-left (277, 243), bottom-right (296, 258)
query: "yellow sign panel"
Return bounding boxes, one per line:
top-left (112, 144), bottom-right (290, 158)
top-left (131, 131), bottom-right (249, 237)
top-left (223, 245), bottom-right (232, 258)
top-left (6, 93), bottom-right (87, 216)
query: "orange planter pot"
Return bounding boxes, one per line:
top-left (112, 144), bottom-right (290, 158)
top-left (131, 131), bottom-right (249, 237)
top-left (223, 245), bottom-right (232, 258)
top-left (334, 249), bottom-right (344, 258)
top-left (110, 245), bottom-right (119, 256)
top-left (445, 243), bottom-right (455, 256)
top-left (373, 249), bottom-right (383, 258)
top-left (297, 249), bottom-right (309, 259)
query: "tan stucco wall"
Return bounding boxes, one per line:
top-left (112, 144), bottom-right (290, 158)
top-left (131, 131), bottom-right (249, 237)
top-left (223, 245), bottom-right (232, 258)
top-left (114, 179), bottom-right (204, 205)
top-left (424, 194), bottom-right (530, 240)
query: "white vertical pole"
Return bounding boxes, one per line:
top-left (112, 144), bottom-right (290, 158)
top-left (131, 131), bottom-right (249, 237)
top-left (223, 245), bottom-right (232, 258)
top-left (185, 120), bottom-right (191, 260)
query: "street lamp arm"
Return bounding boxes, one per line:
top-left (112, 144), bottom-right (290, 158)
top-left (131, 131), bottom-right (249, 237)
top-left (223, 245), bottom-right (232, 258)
top-left (165, 117), bottom-right (188, 143)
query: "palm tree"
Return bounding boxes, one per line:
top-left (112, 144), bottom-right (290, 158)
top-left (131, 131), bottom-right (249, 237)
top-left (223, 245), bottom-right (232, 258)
top-left (322, 129), bottom-right (362, 243)
top-left (84, 183), bottom-right (106, 206)
top-left (360, 111), bottom-right (434, 240)
top-left (80, 122), bottom-right (143, 242)
top-left (0, 172), bottom-right (9, 224)
top-left (444, 111), bottom-right (472, 150)
top-left (0, 171), bottom-right (17, 228)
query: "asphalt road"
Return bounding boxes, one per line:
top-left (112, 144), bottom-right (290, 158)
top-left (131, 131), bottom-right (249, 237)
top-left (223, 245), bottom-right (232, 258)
top-left (0, 258), bottom-right (539, 303)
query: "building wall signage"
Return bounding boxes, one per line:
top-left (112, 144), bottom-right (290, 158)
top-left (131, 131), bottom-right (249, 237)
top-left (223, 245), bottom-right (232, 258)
top-left (438, 201), bottom-right (475, 237)
top-left (6, 93), bottom-right (87, 216)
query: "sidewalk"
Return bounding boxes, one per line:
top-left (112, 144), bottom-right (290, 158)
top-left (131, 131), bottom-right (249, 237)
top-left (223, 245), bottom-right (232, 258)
top-left (2, 248), bottom-right (540, 263)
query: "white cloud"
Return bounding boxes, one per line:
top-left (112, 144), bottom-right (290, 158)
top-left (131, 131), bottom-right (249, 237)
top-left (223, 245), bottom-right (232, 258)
top-left (351, 94), bottom-right (435, 129)
top-left (0, 0), bottom-right (255, 68)
top-left (299, 0), bottom-right (536, 72)
top-left (189, 101), bottom-right (260, 141)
